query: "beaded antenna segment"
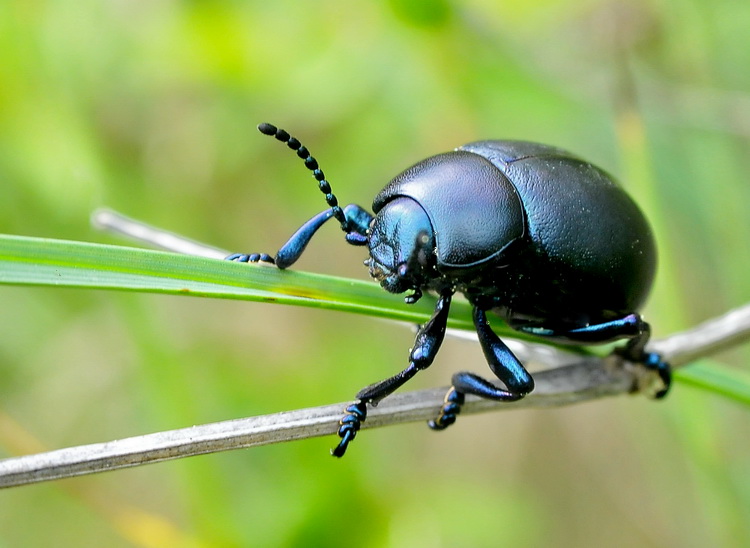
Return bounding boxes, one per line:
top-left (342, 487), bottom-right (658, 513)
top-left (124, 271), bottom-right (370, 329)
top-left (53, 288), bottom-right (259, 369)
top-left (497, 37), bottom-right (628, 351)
top-left (257, 123), bottom-right (349, 231)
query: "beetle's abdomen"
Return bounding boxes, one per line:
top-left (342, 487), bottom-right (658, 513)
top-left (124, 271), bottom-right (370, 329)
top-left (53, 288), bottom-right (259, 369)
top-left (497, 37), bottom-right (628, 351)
top-left (373, 152), bottom-right (526, 270)
top-left (461, 140), bottom-right (657, 319)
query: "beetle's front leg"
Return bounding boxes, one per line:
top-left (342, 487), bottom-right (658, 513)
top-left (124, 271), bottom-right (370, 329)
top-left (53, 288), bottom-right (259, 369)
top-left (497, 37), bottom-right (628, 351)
top-left (430, 307), bottom-right (533, 430)
top-left (226, 208), bottom-right (334, 269)
top-left (225, 252), bottom-right (276, 265)
top-left (227, 204), bottom-right (372, 269)
top-left (332, 291), bottom-right (453, 457)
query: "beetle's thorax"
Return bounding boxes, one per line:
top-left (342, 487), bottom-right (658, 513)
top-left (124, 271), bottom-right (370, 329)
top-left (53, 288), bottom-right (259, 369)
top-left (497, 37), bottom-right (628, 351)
top-left (366, 197), bottom-right (438, 294)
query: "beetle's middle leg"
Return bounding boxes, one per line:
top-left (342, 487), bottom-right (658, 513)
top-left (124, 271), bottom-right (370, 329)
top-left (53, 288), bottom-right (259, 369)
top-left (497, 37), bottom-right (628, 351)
top-left (332, 291), bottom-right (453, 457)
top-left (429, 307), bottom-right (534, 430)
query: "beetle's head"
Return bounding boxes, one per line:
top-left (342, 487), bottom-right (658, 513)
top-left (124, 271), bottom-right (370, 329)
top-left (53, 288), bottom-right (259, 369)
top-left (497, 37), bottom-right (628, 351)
top-left (366, 197), bottom-right (437, 295)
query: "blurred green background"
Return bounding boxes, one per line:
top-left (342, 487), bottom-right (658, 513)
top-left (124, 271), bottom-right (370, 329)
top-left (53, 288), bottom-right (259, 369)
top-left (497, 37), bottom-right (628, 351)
top-left (1, 0), bottom-right (750, 546)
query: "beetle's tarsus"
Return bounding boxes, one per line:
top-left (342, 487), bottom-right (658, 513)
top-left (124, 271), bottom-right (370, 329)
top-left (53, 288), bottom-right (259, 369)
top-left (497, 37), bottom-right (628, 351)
top-left (332, 401), bottom-right (367, 458)
top-left (331, 430), bottom-right (356, 458)
top-left (642, 352), bottom-right (671, 398)
top-left (615, 320), bottom-right (672, 399)
top-left (627, 350), bottom-right (671, 399)
top-left (225, 252), bottom-right (275, 265)
top-left (428, 387), bottom-right (464, 430)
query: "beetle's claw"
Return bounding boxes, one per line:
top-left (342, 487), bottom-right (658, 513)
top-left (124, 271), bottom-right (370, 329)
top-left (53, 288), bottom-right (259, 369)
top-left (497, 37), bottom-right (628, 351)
top-left (404, 288), bottom-right (422, 304)
top-left (331, 429), bottom-right (356, 458)
top-left (331, 401), bottom-right (367, 458)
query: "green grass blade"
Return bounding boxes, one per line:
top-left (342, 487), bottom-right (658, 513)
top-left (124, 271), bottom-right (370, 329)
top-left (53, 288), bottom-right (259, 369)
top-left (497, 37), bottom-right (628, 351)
top-left (4, 233), bottom-right (749, 406)
top-left (0, 233), bottom-right (476, 331)
top-left (675, 360), bottom-right (750, 406)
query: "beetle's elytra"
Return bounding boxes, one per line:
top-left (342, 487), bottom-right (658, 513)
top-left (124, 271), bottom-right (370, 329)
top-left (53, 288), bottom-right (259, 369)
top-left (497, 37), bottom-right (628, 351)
top-left (228, 123), bottom-right (671, 457)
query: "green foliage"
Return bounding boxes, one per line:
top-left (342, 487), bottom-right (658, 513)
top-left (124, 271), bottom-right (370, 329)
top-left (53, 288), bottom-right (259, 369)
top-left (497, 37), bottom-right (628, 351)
top-left (0, 234), bottom-right (476, 329)
top-left (675, 361), bottom-right (750, 407)
top-left (1, 1), bottom-right (750, 546)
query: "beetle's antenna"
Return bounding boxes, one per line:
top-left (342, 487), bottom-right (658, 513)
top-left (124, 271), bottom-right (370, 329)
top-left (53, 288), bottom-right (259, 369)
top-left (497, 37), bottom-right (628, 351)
top-left (257, 123), bottom-right (349, 232)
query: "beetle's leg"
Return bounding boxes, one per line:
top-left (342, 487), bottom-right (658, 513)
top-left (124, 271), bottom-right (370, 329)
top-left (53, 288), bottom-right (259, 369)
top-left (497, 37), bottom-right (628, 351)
top-left (509, 314), bottom-right (671, 398)
top-left (429, 307), bottom-right (533, 431)
top-left (226, 204), bottom-right (373, 269)
top-left (226, 208), bottom-right (332, 268)
top-left (332, 290), bottom-right (452, 457)
top-left (274, 209), bottom-right (337, 269)
top-left (225, 252), bottom-right (276, 265)
top-left (616, 320), bottom-right (671, 399)
top-left (508, 313), bottom-right (644, 343)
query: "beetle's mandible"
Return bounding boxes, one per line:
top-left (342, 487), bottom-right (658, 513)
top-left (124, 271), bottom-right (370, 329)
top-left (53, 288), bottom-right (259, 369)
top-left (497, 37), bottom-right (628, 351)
top-left (228, 123), bottom-right (671, 457)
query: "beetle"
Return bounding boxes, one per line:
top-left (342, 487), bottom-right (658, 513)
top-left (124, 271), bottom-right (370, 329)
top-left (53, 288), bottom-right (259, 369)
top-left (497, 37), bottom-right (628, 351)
top-left (228, 122), bottom-right (671, 457)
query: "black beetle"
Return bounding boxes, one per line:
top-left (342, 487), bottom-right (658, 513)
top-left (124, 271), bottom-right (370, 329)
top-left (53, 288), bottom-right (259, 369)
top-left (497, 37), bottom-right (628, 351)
top-left (228, 123), bottom-right (671, 457)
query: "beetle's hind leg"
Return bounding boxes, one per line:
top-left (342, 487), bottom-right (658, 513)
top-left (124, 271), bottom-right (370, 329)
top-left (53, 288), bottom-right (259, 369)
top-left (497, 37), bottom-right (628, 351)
top-left (615, 319), bottom-right (671, 399)
top-left (430, 307), bottom-right (534, 430)
top-left (509, 313), bottom-right (671, 398)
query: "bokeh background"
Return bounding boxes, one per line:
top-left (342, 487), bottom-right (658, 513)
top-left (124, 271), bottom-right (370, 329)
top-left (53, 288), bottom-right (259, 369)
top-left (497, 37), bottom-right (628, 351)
top-left (2, 0), bottom-right (750, 546)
